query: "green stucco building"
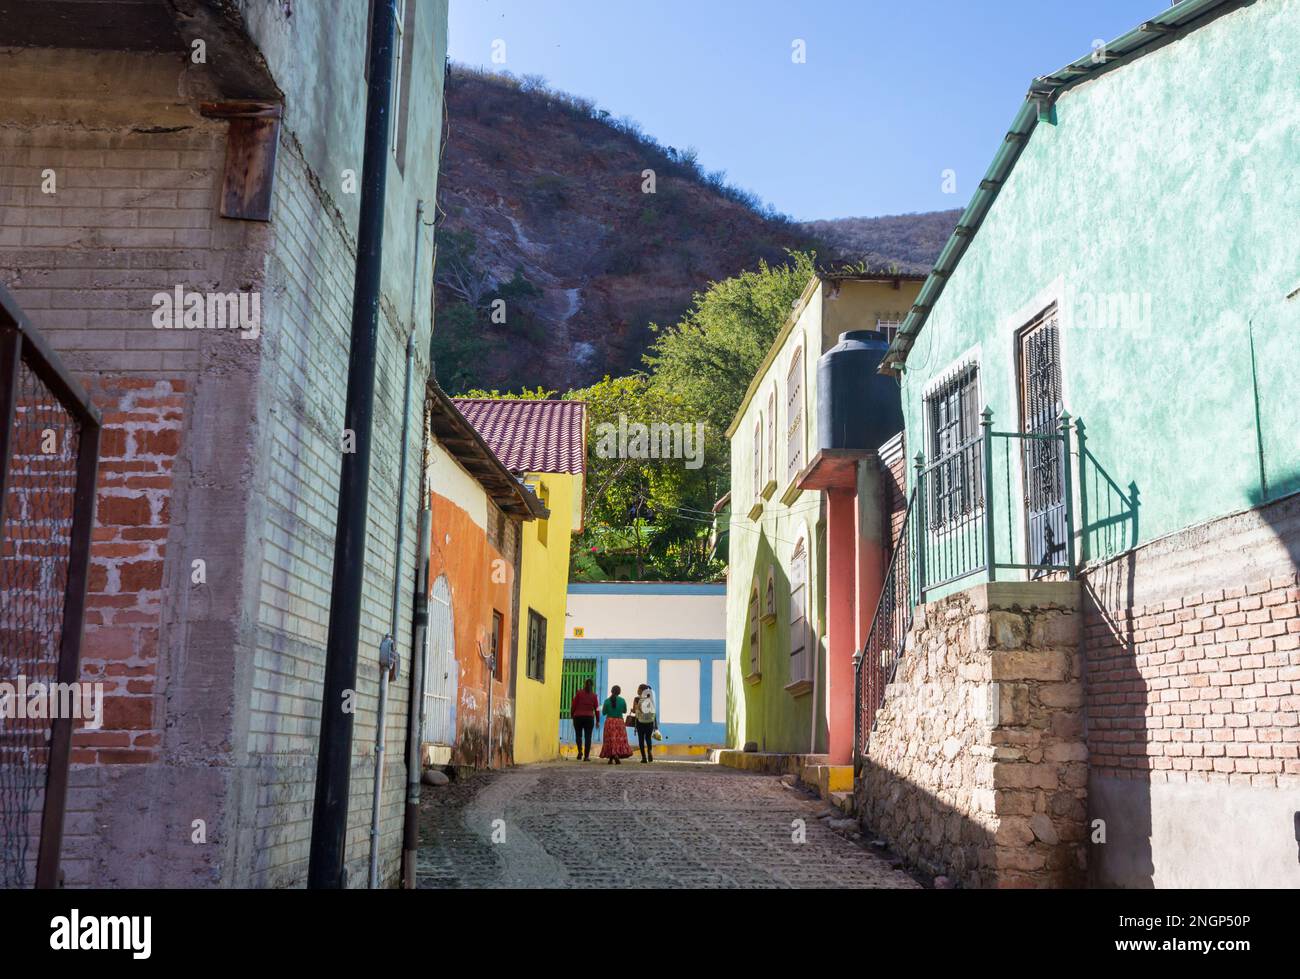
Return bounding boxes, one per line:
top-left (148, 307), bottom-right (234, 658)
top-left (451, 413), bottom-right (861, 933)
top-left (875, 0), bottom-right (1300, 887)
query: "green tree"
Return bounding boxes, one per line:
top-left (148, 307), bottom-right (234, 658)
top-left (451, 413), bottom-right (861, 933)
top-left (644, 250), bottom-right (817, 438)
top-left (566, 374), bottom-right (723, 582)
top-left (431, 302), bottom-right (496, 393)
top-left (460, 385), bottom-right (556, 400)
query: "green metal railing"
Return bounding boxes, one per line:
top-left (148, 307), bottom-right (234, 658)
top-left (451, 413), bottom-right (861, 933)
top-left (854, 409), bottom-right (1079, 760)
top-left (913, 408), bottom-right (1077, 601)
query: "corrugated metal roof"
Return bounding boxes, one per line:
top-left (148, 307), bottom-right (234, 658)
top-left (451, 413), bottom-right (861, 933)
top-left (883, 0), bottom-right (1249, 373)
top-left (453, 398), bottom-right (588, 475)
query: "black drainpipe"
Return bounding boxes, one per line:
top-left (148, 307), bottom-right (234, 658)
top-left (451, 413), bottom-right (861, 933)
top-left (308, 0), bottom-right (396, 889)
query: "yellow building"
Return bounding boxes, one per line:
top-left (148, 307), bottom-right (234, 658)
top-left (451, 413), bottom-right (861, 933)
top-left (454, 398), bottom-right (587, 763)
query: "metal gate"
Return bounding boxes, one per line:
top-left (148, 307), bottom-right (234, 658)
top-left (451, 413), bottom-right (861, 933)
top-left (0, 289), bottom-right (100, 888)
top-left (559, 658), bottom-right (596, 720)
top-left (1016, 307), bottom-right (1067, 574)
top-left (421, 575), bottom-right (455, 746)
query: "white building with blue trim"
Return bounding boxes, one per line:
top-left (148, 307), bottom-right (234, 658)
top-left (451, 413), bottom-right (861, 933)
top-left (562, 582), bottom-right (726, 747)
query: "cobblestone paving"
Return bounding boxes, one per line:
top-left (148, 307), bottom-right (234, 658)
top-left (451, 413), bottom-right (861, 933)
top-left (416, 761), bottom-right (921, 889)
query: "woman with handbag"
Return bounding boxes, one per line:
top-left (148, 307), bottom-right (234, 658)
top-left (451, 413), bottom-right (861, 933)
top-left (598, 685), bottom-right (634, 764)
top-left (634, 683), bottom-right (658, 763)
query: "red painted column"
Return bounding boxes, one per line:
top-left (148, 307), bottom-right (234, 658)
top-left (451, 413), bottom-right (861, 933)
top-left (856, 474), bottom-right (886, 653)
top-left (826, 487), bottom-right (858, 765)
top-left (853, 462), bottom-right (887, 765)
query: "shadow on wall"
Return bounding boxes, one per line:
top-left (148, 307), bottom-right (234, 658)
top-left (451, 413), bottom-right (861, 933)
top-left (856, 754), bottom-right (996, 887)
top-left (1077, 421), bottom-right (1140, 567)
top-left (1251, 475), bottom-right (1300, 877)
top-left (1081, 558), bottom-right (1153, 888)
top-left (1076, 431), bottom-right (1153, 887)
top-left (730, 531), bottom-right (777, 748)
top-left (1081, 461), bottom-right (1300, 887)
top-left (730, 531), bottom-right (805, 753)
top-left (1077, 438), bottom-right (1152, 884)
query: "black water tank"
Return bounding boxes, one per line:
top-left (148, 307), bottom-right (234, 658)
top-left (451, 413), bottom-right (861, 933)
top-left (816, 330), bottom-right (901, 454)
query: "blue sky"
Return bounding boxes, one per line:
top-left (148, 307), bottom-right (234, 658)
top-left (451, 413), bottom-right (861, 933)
top-left (448, 0), bottom-right (1165, 221)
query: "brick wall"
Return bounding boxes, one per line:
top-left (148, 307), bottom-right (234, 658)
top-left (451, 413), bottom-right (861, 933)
top-left (0, 112), bottom-right (264, 886)
top-left (77, 377), bottom-right (185, 767)
top-left (242, 132), bottom-right (428, 888)
top-left (1081, 489), bottom-right (1300, 792)
top-left (1085, 574), bottom-right (1300, 786)
top-left (879, 431), bottom-right (907, 554)
top-left (1081, 489), bottom-right (1300, 887)
top-left (2, 75), bottom-right (430, 887)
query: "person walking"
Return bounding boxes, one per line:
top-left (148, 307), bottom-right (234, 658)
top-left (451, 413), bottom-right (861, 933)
top-left (598, 684), bottom-right (634, 764)
top-left (570, 679), bottom-right (600, 761)
top-left (633, 683), bottom-right (658, 763)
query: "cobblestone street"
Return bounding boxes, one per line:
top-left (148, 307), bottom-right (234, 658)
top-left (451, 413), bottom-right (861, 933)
top-left (416, 761), bottom-right (922, 888)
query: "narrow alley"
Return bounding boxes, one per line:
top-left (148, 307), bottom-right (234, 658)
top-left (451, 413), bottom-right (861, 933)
top-left (415, 762), bottom-right (921, 889)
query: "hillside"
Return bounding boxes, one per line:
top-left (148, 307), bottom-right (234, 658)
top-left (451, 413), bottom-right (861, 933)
top-left (431, 67), bottom-right (956, 393)
top-left (803, 209), bottom-right (961, 272)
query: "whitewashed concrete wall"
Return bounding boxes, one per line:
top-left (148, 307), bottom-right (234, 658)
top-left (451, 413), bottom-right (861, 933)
top-left (565, 586), bottom-right (726, 641)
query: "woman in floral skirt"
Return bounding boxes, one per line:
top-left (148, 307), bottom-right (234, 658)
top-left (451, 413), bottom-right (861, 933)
top-left (599, 684), bottom-right (635, 763)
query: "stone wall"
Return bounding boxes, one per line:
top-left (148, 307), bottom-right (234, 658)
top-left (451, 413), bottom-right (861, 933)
top-left (856, 581), bottom-right (1087, 888)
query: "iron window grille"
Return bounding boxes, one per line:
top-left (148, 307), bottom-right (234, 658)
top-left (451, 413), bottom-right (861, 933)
top-left (786, 348), bottom-right (804, 485)
top-left (765, 390), bottom-right (776, 486)
top-left (789, 538), bottom-right (809, 682)
top-left (526, 609), bottom-right (547, 681)
top-left (926, 364), bottom-right (983, 529)
top-left (490, 610), bottom-right (503, 681)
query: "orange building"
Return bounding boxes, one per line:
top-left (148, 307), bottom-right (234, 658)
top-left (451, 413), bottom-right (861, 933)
top-left (420, 384), bottom-right (546, 770)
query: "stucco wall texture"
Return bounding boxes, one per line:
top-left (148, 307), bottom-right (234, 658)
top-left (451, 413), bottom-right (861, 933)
top-left (725, 279), bottom-right (919, 755)
top-left (426, 467), bottom-right (520, 773)
top-left (0, 1), bottom-right (451, 887)
top-left (726, 285), bottom-right (826, 754)
top-left (885, 0), bottom-right (1300, 889)
top-left (899, 0), bottom-right (1300, 554)
top-left (514, 471), bottom-right (580, 764)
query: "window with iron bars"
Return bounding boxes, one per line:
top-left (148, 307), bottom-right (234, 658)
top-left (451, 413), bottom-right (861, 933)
top-left (789, 538), bottom-right (810, 682)
top-left (491, 609), bottom-right (504, 681)
top-left (786, 348), bottom-right (804, 485)
top-left (765, 389), bottom-right (776, 486)
top-left (926, 364), bottom-right (983, 528)
top-left (526, 609), bottom-right (547, 681)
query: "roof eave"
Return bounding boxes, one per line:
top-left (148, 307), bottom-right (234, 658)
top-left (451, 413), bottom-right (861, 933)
top-left (725, 274), bottom-right (821, 438)
top-left (427, 382), bottom-right (546, 520)
top-left (881, 0), bottom-right (1245, 375)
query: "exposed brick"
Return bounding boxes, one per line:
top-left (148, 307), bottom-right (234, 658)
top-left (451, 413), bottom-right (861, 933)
top-left (134, 428), bottom-right (181, 457)
top-left (102, 696), bottom-right (155, 731)
top-left (118, 560), bottom-right (164, 591)
top-left (97, 494), bottom-right (153, 527)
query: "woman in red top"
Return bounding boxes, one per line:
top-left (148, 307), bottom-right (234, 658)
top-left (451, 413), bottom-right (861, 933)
top-left (570, 679), bottom-right (600, 761)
